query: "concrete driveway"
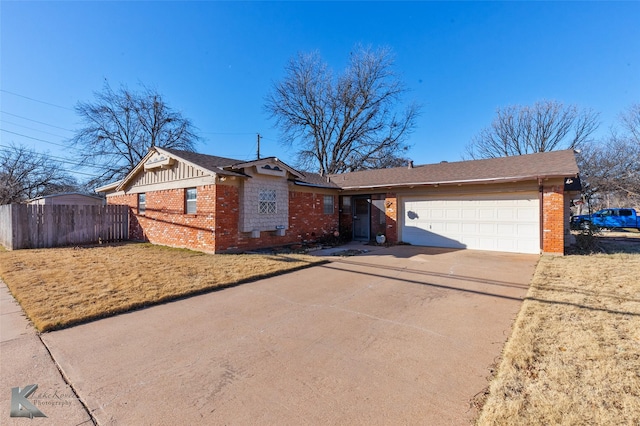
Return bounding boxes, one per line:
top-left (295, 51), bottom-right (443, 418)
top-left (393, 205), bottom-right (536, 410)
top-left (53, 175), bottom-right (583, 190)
top-left (0, 284), bottom-right (93, 425)
top-left (39, 245), bottom-right (537, 425)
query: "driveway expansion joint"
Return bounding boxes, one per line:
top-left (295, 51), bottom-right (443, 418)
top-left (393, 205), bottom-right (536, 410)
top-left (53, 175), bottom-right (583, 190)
top-left (37, 333), bottom-right (98, 426)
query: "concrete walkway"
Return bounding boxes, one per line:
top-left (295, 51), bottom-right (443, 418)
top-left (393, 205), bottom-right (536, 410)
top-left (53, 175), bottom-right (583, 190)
top-left (1, 245), bottom-right (538, 425)
top-left (0, 282), bottom-right (94, 425)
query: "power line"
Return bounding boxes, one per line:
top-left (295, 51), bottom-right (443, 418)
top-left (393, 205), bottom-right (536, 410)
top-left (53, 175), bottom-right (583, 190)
top-left (0, 89), bottom-right (74, 111)
top-left (0, 144), bottom-right (108, 179)
top-left (35, 151), bottom-right (109, 170)
top-left (200, 131), bottom-right (257, 135)
top-left (0, 143), bottom-right (107, 170)
top-left (0, 119), bottom-right (69, 139)
top-left (0, 111), bottom-right (75, 132)
top-left (1, 128), bottom-right (72, 149)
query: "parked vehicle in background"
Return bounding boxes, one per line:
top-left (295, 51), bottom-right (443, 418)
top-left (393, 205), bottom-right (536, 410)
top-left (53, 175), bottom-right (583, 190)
top-left (571, 208), bottom-right (640, 230)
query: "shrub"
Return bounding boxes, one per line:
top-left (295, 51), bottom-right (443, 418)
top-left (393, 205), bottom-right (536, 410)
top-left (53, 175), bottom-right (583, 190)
top-left (572, 224), bottom-right (602, 254)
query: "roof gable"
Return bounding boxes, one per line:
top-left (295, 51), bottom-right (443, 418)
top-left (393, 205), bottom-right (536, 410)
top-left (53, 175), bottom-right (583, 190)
top-left (230, 157), bottom-right (304, 179)
top-left (113, 147), bottom-right (247, 192)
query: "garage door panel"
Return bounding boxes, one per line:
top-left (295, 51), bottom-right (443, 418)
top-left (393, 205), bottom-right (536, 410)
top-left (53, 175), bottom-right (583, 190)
top-left (445, 222), bottom-right (461, 232)
top-left (516, 223), bottom-right (537, 236)
top-left (478, 209), bottom-right (496, 219)
top-left (497, 209), bottom-right (514, 220)
top-left (462, 210), bottom-right (477, 219)
top-left (479, 223), bottom-right (496, 234)
top-left (461, 223), bottom-right (477, 233)
top-left (445, 209), bottom-right (461, 219)
top-left (431, 209), bottom-right (444, 219)
top-left (403, 227), bottom-right (466, 249)
top-left (517, 208), bottom-right (537, 220)
top-left (478, 237), bottom-right (498, 250)
top-left (401, 194), bottom-right (540, 254)
top-left (430, 222), bottom-right (447, 232)
top-left (497, 239), bottom-right (517, 251)
top-left (497, 223), bottom-right (515, 235)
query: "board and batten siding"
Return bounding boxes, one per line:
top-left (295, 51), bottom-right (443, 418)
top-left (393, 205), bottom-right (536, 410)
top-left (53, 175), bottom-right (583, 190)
top-left (132, 160), bottom-right (206, 186)
top-left (0, 204), bottom-right (129, 250)
top-left (115, 158), bottom-right (218, 195)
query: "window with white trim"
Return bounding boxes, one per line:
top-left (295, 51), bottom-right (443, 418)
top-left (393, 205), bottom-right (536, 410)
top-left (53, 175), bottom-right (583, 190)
top-left (138, 193), bottom-right (146, 215)
top-left (323, 195), bottom-right (334, 214)
top-left (185, 188), bottom-right (197, 214)
top-left (259, 189), bottom-right (277, 214)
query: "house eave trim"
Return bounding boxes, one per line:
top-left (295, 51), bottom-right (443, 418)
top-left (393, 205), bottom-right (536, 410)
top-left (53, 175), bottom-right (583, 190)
top-left (337, 173), bottom-right (577, 190)
top-left (292, 180), bottom-right (339, 189)
top-left (230, 157), bottom-right (304, 179)
top-left (95, 180), bottom-right (123, 193)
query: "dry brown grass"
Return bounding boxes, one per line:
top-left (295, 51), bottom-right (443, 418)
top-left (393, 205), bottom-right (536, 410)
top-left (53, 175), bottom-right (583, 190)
top-left (0, 243), bottom-right (324, 332)
top-left (477, 251), bottom-right (640, 425)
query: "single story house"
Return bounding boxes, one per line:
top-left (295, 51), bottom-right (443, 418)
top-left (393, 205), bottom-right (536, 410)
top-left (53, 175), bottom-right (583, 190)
top-left (96, 147), bottom-right (581, 255)
top-left (27, 192), bottom-right (105, 206)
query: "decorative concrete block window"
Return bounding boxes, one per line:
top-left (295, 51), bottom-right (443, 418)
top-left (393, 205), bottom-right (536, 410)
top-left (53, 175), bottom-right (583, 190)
top-left (259, 189), bottom-right (277, 214)
top-left (185, 188), bottom-right (197, 214)
top-left (323, 195), bottom-right (334, 214)
top-left (138, 193), bottom-right (146, 215)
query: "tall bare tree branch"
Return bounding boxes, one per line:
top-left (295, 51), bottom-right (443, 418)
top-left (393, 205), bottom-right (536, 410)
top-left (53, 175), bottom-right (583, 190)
top-left (578, 103), bottom-right (640, 210)
top-left (71, 82), bottom-right (200, 187)
top-left (465, 100), bottom-right (600, 159)
top-left (265, 46), bottom-right (420, 174)
top-left (0, 144), bottom-right (77, 204)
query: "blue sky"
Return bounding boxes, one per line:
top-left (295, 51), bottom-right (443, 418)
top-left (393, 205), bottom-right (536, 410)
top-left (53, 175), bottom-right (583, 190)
top-left (1, 1), bottom-right (639, 183)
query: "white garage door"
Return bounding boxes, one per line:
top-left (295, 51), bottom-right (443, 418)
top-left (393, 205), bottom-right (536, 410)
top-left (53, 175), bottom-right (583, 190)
top-left (401, 193), bottom-right (540, 254)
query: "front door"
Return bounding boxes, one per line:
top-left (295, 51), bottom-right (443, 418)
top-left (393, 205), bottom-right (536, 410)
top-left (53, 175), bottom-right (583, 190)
top-left (353, 197), bottom-right (370, 240)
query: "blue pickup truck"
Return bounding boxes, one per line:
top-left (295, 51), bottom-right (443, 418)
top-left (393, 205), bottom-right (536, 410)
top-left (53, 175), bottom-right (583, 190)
top-left (571, 208), bottom-right (640, 230)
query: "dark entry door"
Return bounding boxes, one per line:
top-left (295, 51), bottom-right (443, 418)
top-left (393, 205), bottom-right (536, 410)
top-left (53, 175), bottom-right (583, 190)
top-left (353, 197), bottom-right (370, 240)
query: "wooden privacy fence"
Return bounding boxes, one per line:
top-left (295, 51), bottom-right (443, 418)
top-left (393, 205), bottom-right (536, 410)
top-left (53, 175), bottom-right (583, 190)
top-left (0, 204), bottom-right (129, 250)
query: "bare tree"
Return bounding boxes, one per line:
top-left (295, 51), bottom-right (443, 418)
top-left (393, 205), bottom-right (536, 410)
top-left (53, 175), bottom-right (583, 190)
top-left (578, 103), bottom-right (640, 210)
top-left (465, 100), bottom-right (600, 159)
top-left (72, 82), bottom-right (200, 186)
top-left (265, 46), bottom-right (420, 174)
top-left (619, 102), bottom-right (640, 145)
top-left (0, 144), bottom-right (77, 204)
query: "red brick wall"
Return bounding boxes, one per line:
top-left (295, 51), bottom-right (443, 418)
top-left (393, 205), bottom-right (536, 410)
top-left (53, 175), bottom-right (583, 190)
top-left (213, 184), bottom-right (240, 251)
top-left (384, 193), bottom-right (398, 243)
top-left (108, 186), bottom-right (217, 252)
top-left (542, 185), bottom-right (565, 254)
top-left (108, 185), bottom-right (341, 253)
top-left (288, 191), bottom-right (338, 242)
top-left (107, 193), bottom-right (142, 240)
top-left (214, 189), bottom-right (339, 253)
top-left (110, 185), bottom-right (566, 255)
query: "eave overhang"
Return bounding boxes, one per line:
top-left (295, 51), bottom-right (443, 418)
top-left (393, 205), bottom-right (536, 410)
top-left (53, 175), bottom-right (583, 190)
top-left (336, 173), bottom-right (577, 191)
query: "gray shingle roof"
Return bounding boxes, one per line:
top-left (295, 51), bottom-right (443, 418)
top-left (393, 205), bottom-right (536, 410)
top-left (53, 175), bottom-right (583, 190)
top-left (327, 150), bottom-right (579, 189)
top-left (161, 148), bottom-right (340, 187)
top-left (293, 172), bottom-right (341, 189)
top-left (142, 147), bottom-right (579, 191)
top-left (160, 147), bottom-right (247, 177)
